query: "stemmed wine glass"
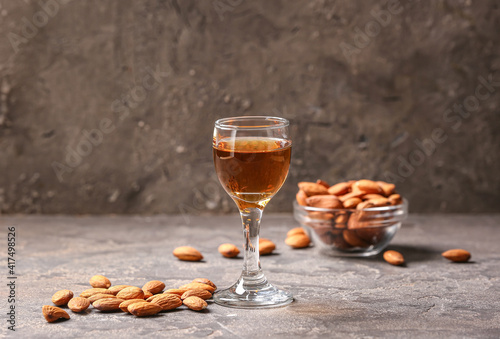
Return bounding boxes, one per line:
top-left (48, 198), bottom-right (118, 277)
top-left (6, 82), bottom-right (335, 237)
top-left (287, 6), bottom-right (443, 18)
top-left (212, 116), bottom-right (293, 308)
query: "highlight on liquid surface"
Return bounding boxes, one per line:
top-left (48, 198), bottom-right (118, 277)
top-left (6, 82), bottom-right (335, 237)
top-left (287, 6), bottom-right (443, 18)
top-left (213, 137), bottom-right (292, 209)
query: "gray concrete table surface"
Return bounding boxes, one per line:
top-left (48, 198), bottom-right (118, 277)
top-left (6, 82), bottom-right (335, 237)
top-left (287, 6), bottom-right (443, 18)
top-left (0, 214), bottom-right (499, 338)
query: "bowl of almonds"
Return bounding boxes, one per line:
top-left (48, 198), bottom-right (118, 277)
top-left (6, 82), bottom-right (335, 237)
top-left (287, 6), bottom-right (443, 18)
top-left (293, 179), bottom-right (408, 257)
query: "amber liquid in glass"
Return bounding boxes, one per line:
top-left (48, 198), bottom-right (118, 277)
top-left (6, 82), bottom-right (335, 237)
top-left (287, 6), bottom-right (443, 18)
top-left (213, 137), bottom-right (292, 210)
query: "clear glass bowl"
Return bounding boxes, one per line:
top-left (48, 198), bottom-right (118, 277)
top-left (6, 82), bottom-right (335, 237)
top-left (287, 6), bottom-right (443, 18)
top-left (293, 199), bottom-right (408, 257)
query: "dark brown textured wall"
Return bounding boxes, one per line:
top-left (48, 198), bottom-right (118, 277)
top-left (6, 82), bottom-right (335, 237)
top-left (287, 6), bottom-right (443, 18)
top-left (0, 0), bottom-right (499, 215)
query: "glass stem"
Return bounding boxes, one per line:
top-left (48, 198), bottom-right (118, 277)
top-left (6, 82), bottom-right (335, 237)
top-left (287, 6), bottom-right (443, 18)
top-left (240, 207), bottom-right (264, 278)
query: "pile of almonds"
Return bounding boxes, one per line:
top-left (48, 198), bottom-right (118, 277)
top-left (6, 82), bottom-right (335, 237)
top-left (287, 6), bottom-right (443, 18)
top-left (42, 275), bottom-right (216, 323)
top-left (296, 179), bottom-right (404, 250)
top-left (294, 179), bottom-right (473, 266)
top-left (296, 179), bottom-right (402, 210)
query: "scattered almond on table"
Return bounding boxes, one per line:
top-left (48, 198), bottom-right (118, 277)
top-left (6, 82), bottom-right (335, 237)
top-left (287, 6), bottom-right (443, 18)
top-left (128, 302), bottom-right (163, 317)
top-left (442, 249), bottom-right (471, 262)
top-left (93, 298), bottom-right (124, 311)
top-left (67, 297), bottom-right (90, 313)
top-left (287, 227), bottom-right (306, 238)
top-left (383, 250), bottom-right (405, 266)
top-left (259, 238), bottom-right (276, 255)
top-left (218, 243), bottom-right (240, 258)
top-left (192, 278), bottom-right (216, 289)
top-left (80, 288), bottom-right (113, 298)
top-left (116, 286), bottom-right (145, 300)
top-left (87, 293), bottom-right (117, 304)
top-left (164, 288), bottom-right (187, 296)
top-left (173, 246), bottom-right (204, 261)
top-left (178, 282), bottom-right (216, 293)
top-left (42, 305), bottom-right (70, 323)
top-left (89, 275), bottom-right (111, 288)
top-left (285, 227), bottom-right (310, 249)
top-left (183, 296), bottom-right (208, 311)
top-left (147, 294), bottom-right (183, 311)
top-left (51, 289), bottom-right (73, 306)
top-left (142, 280), bottom-right (165, 295)
top-left (42, 275), bottom-right (217, 323)
top-left (108, 285), bottom-right (132, 295)
top-left (119, 299), bottom-right (148, 313)
top-left (181, 289), bottom-right (212, 300)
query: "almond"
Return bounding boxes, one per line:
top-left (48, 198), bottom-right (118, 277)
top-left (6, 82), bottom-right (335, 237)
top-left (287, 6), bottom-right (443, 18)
top-left (142, 280), bottom-right (165, 295)
top-left (297, 182), bottom-right (328, 196)
top-left (442, 249), bottom-right (471, 262)
top-left (338, 190), bottom-right (365, 202)
top-left (259, 239), bottom-right (276, 255)
top-left (356, 200), bottom-right (375, 210)
top-left (355, 227), bottom-right (386, 245)
top-left (316, 179), bottom-right (330, 188)
top-left (119, 299), bottom-right (147, 312)
top-left (149, 294), bottom-right (183, 311)
top-left (42, 305), bottom-right (70, 323)
top-left (143, 290), bottom-right (153, 299)
top-left (347, 212), bottom-right (381, 229)
top-left (88, 293), bottom-right (117, 304)
top-left (183, 296), bottom-right (207, 311)
top-left (181, 289), bottom-right (212, 300)
top-left (327, 182), bottom-right (350, 196)
top-left (306, 195), bottom-right (343, 209)
top-left (93, 298), bottom-right (124, 311)
top-left (218, 243), bottom-right (240, 258)
top-left (383, 250), bottom-right (405, 266)
top-left (128, 301), bottom-right (162, 317)
top-left (51, 289), bottom-right (73, 306)
top-left (192, 278), bottom-right (217, 290)
top-left (377, 181), bottom-right (396, 196)
top-left (366, 197), bottom-right (390, 207)
top-left (296, 190), bottom-right (308, 206)
top-left (327, 229), bottom-right (352, 249)
top-left (342, 230), bottom-right (370, 248)
top-left (80, 288), bottom-right (114, 298)
top-left (116, 286), bottom-right (145, 300)
top-left (362, 194), bottom-right (386, 201)
top-left (388, 194), bottom-right (403, 205)
top-left (108, 285), bottom-right (132, 295)
top-left (89, 275), bottom-right (111, 289)
top-left (287, 227), bottom-right (306, 238)
top-left (67, 297), bottom-right (91, 313)
top-left (164, 289), bottom-right (188, 296)
top-left (353, 179), bottom-right (382, 194)
top-left (173, 246), bottom-right (203, 261)
top-left (308, 211), bottom-right (335, 220)
top-left (334, 213), bottom-right (349, 225)
top-left (343, 197), bottom-right (362, 209)
top-left (178, 282), bottom-right (216, 293)
top-left (285, 234), bottom-right (310, 249)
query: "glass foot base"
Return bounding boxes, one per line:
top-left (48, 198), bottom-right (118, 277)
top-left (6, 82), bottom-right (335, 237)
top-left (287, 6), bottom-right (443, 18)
top-left (213, 276), bottom-right (293, 308)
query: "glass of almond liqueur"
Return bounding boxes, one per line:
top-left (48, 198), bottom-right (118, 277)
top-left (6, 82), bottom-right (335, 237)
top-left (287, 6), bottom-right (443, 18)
top-left (212, 116), bottom-right (293, 308)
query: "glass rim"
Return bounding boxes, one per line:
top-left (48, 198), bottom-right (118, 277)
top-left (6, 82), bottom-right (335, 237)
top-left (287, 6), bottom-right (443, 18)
top-left (214, 116), bottom-right (289, 130)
